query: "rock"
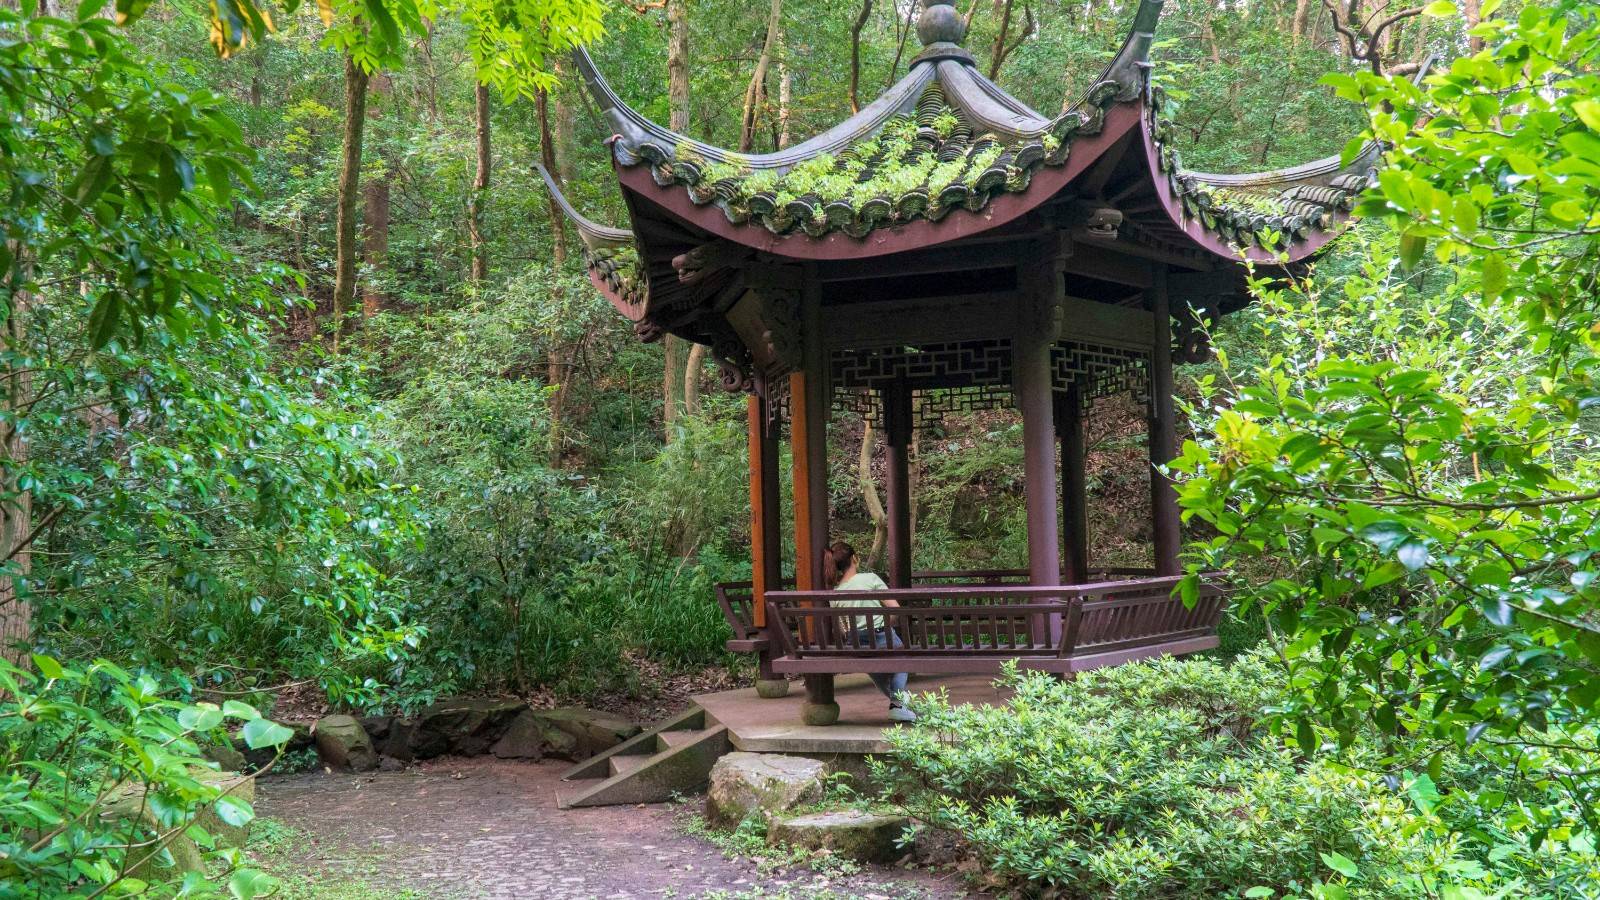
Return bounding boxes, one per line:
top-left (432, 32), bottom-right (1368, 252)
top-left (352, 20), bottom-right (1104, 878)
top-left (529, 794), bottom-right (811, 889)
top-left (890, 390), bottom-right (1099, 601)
top-left (381, 717), bottom-right (425, 762)
top-left (706, 752), bottom-right (825, 828)
top-left (194, 769), bottom-right (255, 848)
top-left (408, 698), bottom-right (528, 758)
top-left (360, 715), bottom-right (393, 745)
top-left (526, 708), bottom-right (640, 761)
top-left (314, 715), bottom-right (377, 771)
top-left (768, 810), bottom-right (911, 863)
top-left (203, 742), bottom-right (247, 773)
top-left (491, 709), bottom-right (558, 760)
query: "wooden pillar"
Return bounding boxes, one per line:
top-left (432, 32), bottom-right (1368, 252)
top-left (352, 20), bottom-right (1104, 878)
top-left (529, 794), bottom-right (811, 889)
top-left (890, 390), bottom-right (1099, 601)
top-left (1057, 388), bottom-right (1089, 584)
top-left (1148, 268), bottom-right (1181, 576)
top-left (1016, 334), bottom-right (1061, 589)
top-left (791, 270), bottom-right (838, 725)
top-left (883, 380), bottom-right (913, 589)
top-left (748, 389), bottom-right (787, 698)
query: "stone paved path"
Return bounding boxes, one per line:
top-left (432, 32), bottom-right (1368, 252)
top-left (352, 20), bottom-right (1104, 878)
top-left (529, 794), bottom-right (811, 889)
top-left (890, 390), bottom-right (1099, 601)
top-left (256, 757), bottom-right (971, 899)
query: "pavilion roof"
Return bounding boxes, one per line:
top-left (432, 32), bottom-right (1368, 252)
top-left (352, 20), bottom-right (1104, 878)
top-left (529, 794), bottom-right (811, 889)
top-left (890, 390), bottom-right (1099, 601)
top-left (546, 0), bottom-right (1378, 336)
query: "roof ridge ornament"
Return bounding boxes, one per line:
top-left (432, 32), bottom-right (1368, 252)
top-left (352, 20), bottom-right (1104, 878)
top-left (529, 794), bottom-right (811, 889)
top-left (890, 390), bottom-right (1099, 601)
top-left (912, 0), bottom-right (975, 67)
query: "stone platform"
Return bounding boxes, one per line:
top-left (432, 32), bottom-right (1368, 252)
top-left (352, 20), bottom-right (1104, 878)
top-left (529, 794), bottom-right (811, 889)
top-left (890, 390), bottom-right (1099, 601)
top-left (694, 673), bottom-right (1010, 755)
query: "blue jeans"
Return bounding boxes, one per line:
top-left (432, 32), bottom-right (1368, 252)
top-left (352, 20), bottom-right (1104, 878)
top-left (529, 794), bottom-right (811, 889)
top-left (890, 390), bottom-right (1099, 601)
top-left (855, 627), bottom-right (909, 702)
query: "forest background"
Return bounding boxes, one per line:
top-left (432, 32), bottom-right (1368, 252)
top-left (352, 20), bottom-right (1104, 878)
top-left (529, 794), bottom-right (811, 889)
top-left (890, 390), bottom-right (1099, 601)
top-left (3, 0), bottom-right (1599, 894)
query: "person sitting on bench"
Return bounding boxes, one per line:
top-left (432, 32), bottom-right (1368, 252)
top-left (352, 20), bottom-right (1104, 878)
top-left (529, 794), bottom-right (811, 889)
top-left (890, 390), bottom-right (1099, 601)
top-left (822, 541), bottom-right (917, 723)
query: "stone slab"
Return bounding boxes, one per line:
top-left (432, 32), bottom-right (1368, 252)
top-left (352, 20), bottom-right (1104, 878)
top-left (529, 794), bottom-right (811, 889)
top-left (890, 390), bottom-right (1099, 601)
top-left (696, 673), bottom-right (1009, 755)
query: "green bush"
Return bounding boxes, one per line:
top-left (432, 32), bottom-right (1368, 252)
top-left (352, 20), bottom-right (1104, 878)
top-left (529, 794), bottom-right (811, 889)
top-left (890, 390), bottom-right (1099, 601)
top-left (1, 655), bottom-right (295, 898)
top-left (873, 653), bottom-right (1598, 898)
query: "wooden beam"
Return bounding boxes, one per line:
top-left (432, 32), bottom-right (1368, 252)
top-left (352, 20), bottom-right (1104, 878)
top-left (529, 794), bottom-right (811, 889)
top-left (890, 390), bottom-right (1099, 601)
top-left (816, 240), bottom-right (1031, 282)
top-left (823, 291), bottom-right (1022, 349)
top-left (1059, 296), bottom-right (1154, 348)
top-left (1148, 268), bottom-right (1181, 576)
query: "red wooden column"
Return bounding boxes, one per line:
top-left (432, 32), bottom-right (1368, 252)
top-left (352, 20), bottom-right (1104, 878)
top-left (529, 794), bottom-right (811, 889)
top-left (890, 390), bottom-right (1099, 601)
top-left (882, 380), bottom-right (913, 589)
top-left (748, 388), bottom-right (787, 698)
top-left (1056, 387), bottom-right (1090, 584)
top-left (792, 271), bottom-right (838, 726)
top-left (1148, 267), bottom-right (1182, 576)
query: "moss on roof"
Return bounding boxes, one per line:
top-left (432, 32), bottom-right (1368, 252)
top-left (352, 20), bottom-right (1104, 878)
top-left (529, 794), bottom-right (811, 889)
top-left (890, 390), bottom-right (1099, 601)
top-left (648, 84), bottom-right (1090, 239)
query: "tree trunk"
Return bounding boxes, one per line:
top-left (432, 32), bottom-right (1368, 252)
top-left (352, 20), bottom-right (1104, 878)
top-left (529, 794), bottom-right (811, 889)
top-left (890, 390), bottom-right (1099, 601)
top-left (848, 0), bottom-right (873, 113)
top-left (0, 243), bottom-right (31, 664)
top-left (859, 415), bottom-right (886, 569)
top-left (1461, 0), bottom-right (1482, 52)
top-left (662, 0), bottom-right (691, 440)
top-left (469, 81), bottom-right (491, 284)
top-left (362, 71), bottom-right (391, 318)
top-left (667, 0), bottom-right (690, 132)
top-left (331, 53), bottom-right (370, 354)
top-left (739, 0), bottom-right (782, 153)
top-left (1291, 0), bottom-right (1313, 45)
top-left (777, 26), bottom-right (792, 148)
top-left (683, 343), bottom-right (707, 415)
top-left (988, 0), bottom-right (1014, 80)
top-left (538, 86), bottom-right (572, 466)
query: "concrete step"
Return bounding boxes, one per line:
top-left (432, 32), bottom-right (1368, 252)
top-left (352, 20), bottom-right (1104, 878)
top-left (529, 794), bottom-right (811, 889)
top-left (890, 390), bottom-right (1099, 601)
top-left (656, 728), bottom-right (707, 750)
top-left (554, 777), bottom-right (605, 810)
top-left (561, 706), bottom-right (708, 782)
top-left (608, 753), bottom-right (649, 777)
top-left (557, 711), bottom-right (732, 809)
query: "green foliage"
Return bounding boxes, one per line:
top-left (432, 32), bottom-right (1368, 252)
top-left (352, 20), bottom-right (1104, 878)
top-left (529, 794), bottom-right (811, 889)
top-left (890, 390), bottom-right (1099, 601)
top-left (875, 655), bottom-right (1600, 898)
top-left (0, 11), bottom-right (254, 349)
top-left (0, 655), bottom-right (296, 898)
top-left (1173, 3), bottom-right (1600, 838)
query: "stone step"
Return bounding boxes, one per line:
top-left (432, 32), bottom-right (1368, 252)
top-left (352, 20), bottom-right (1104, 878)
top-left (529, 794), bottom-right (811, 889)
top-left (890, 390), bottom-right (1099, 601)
top-left (557, 719), bottom-right (732, 809)
top-left (561, 706), bottom-right (708, 782)
top-left (608, 753), bottom-right (650, 778)
top-left (554, 777), bottom-right (605, 810)
top-left (656, 728), bottom-right (707, 750)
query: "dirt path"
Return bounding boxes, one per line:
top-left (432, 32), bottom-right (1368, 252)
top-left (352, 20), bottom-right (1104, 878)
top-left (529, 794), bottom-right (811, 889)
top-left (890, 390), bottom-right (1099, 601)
top-left (255, 757), bottom-right (970, 900)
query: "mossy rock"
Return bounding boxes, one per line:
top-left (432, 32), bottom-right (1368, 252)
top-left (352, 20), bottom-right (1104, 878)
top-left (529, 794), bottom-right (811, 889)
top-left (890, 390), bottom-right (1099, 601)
top-left (768, 809), bottom-right (912, 863)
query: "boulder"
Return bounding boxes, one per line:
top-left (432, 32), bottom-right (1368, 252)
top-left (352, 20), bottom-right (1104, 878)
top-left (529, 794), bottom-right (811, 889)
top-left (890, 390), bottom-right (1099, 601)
top-left (491, 709), bottom-right (572, 760)
top-left (194, 769), bottom-right (255, 849)
top-left (768, 810), bottom-right (912, 863)
top-left (313, 715), bottom-right (377, 771)
top-left (406, 698), bottom-right (528, 758)
top-left (706, 752), bottom-right (825, 828)
top-left (526, 708), bottom-right (640, 760)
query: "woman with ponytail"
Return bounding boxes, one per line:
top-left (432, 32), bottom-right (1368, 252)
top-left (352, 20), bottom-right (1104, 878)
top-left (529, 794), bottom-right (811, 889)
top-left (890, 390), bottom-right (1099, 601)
top-left (823, 541), bottom-right (916, 723)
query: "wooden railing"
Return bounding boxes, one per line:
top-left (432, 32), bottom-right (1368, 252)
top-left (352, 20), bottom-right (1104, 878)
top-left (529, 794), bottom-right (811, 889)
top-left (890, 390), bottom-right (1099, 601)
top-left (712, 567), bottom-right (1159, 641)
top-left (749, 575), bottom-right (1229, 675)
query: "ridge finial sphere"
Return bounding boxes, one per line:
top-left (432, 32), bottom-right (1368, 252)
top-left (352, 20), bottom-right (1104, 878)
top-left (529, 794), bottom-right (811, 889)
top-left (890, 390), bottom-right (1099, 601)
top-left (917, 0), bottom-right (965, 47)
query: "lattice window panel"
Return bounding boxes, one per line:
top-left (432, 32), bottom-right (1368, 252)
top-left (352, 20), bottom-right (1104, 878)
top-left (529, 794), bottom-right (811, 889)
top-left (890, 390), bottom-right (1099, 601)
top-left (830, 339), bottom-right (1013, 391)
top-left (1052, 341), bottom-right (1151, 413)
top-left (831, 383), bottom-right (1015, 430)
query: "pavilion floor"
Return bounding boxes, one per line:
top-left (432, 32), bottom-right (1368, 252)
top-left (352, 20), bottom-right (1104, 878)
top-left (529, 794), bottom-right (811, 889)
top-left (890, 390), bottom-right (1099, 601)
top-left (694, 672), bottom-right (1011, 756)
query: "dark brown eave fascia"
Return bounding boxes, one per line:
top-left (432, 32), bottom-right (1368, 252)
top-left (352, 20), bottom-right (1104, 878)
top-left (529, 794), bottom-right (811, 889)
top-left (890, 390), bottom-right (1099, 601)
top-left (612, 103), bottom-right (1143, 262)
top-left (1136, 112), bottom-right (1349, 265)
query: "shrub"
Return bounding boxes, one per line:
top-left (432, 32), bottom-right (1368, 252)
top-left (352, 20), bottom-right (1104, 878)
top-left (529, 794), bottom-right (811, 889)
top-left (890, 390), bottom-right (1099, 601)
top-left (1, 655), bottom-right (295, 898)
top-left (871, 653), bottom-right (1571, 898)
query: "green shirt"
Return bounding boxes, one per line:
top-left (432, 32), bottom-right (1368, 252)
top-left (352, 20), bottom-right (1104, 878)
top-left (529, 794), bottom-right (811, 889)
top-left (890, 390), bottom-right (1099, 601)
top-left (831, 572), bottom-right (890, 630)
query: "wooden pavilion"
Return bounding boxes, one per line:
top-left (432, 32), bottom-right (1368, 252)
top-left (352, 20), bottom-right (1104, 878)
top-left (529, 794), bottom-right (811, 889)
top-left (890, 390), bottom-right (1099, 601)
top-left (545, 0), bottom-right (1369, 726)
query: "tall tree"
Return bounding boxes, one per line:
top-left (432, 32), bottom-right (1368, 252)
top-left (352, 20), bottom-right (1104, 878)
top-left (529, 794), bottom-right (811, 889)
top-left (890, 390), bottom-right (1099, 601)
top-left (663, 0), bottom-right (692, 433)
top-left (0, 244), bottom-right (30, 664)
top-left (537, 85), bottom-right (573, 463)
top-left (738, 0), bottom-right (782, 153)
top-left (331, 53), bottom-right (370, 353)
top-left (848, 0), bottom-right (872, 113)
top-left (363, 71), bottom-right (392, 318)
top-left (469, 82), bottom-right (491, 283)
